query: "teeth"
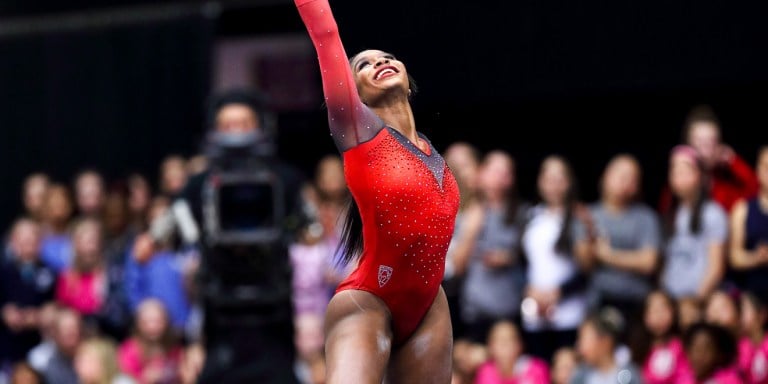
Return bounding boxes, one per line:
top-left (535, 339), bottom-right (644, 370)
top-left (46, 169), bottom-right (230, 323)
top-left (376, 68), bottom-right (395, 80)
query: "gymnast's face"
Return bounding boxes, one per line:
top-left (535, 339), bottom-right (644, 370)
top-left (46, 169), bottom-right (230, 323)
top-left (351, 49), bottom-right (409, 104)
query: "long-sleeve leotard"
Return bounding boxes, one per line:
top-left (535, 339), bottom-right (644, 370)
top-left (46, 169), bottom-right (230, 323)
top-left (296, 0), bottom-right (461, 344)
top-left (295, 0), bottom-right (384, 152)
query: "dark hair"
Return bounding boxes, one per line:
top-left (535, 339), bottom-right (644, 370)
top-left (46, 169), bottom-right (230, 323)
top-left (337, 198), bottom-right (364, 267)
top-left (584, 306), bottom-right (626, 346)
top-left (347, 50), bottom-right (419, 102)
top-left (682, 104), bottom-right (721, 143)
top-left (335, 52), bottom-right (420, 267)
top-left (630, 289), bottom-right (680, 366)
top-left (683, 322), bottom-right (737, 375)
top-left (663, 148), bottom-right (709, 237)
top-left (206, 87), bottom-right (272, 131)
top-left (742, 290), bottom-right (767, 314)
top-left (537, 155), bottom-right (580, 254)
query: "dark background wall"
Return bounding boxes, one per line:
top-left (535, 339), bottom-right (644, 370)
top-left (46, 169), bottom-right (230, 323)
top-left (1, 0), bottom-right (767, 230)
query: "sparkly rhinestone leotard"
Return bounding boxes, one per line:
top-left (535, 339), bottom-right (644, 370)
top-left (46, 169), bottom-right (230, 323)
top-left (295, 0), bottom-right (460, 344)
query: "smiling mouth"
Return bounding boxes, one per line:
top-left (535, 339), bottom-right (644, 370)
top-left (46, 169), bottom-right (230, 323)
top-left (374, 66), bottom-right (399, 80)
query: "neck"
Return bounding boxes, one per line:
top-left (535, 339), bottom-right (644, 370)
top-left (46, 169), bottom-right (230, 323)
top-left (759, 190), bottom-right (768, 209)
top-left (496, 359), bottom-right (515, 376)
top-left (750, 328), bottom-right (765, 343)
top-left (595, 353), bottom-right (616, 372)
top-left (602, 196), bottom-right (626, 212)
top-left (371, 100), bottom-right (417, 142)
top-left (45, 220), bottom-right (67, 234)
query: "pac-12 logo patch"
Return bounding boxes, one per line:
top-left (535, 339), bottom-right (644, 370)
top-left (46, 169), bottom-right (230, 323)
top-left (378, 265), bottom-right (393, 287)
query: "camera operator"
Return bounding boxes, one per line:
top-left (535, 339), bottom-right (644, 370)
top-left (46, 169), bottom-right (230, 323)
top-left (134, 88), bottom-right (306, 384)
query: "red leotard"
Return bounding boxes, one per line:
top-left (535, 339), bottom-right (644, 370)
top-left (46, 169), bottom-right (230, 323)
top-left (295, 0), bottom-right (460, 344)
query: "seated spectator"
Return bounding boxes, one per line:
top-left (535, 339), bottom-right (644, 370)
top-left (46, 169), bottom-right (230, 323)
top-left (39, 184), bottom-right (75, 274)
top-left (659, 105), bottom-right (759, 214)
top-left (75, 337), bottom-right (136, 384)
top-left (551, 347), bottom-right (578, 384)
top-left (21, 173), bottom-right (51, 224)
top-left (684, 322), bottom-right (742, 384)
top-left (571, 307), bottom-right (644, 384)
top-left (521, 155), bottom-right (590, 362)
top-left (27, 301), bottom-right (61, 372)
top-left (125, 196), bottom-right (192, 332)
top-left (458, 150), bottom-right (529, 344)
top-left (118, 299), bottom-right (183, 384)
top-left (42, 308), bottom-right (82, 384)
top-left (629, 289), bottom-right (692, 384)
top-left (178, 343), bottom-right (205, 384)
top-left (9, 361), bottom-right (43, 384)
top-left (728, 146), bottom-right (768, 303)
top-left (473, 320), bottom-right (549, 384)
top-left (574, 153), bottom-right (661, 323)
top-left (55, 218), bottom-right (107, 319)
top-left (738, 291), bottom-right (768, 384)
top-left (1, 218), bottom-right (56, 367)
top-left (678, 296), bottom-right (704, 335)
top-left (72, 170), bottom-right (106, 220)
top-left (705, 285), bottom-right (742, 336)
top-left (660, 145), bottom-right (728, 301)
top-left (453, 339), bottom-right (489, 384)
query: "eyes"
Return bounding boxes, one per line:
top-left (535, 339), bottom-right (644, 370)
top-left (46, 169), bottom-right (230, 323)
top-left (356, 55), bottom-right (396, 71)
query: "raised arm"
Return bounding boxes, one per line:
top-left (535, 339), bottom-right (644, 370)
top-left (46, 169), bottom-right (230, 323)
top-left (295, 0), bottom-right (384, 152)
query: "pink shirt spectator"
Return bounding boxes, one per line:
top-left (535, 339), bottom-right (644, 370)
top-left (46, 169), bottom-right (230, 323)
top-left (473, 356), bottom-right (549, 384)
top-left (707, 366), bottom-right (745, 384)
top-left (643, 338), bottom-right (694, 384)
top-left (118, 338), bottom-right (183, 384)
top-left (740, 336), bottom-right (768, 384)
top-left (55, 269), bottom-right (105, 315)
top-left (290, 241), bottom-right (336, 316)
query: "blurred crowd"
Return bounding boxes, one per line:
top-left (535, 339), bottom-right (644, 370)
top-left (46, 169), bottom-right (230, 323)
top-left (0, 102), bottom-right (766, 384)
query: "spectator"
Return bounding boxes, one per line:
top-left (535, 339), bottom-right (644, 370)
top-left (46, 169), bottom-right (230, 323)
top-left (660, 145), bottom-right (728, 301)
top-left (681, 105), bottom-right (758, 213)
top-left (126, 174), bottom-right (152, 234)
top-left (73, 170), bottom-right (106, 220)
top-left (55, 218), bottom-right (108, 320)
top-left (574, 153), bottom-right (662, 323)
top-left (570, 307), bottom-right (644, 384)
top-left (684, 322), bottom-right (742, 384)
top-left (678, 296), bottom-right (704, 335)
top-left (26, 301), bottom-right (60, 372)
top-left (118, 299), bottom-right (183, 384)
top-left (125, 196), bottom-right (192, 332)
top-left (42, 308), bottom-right (82, 384)
top-left (453, 339), bottom-right (488, 384)
top-left (158, 155), bottom-right (188, 199)
top-left (177, 343), bottom-right (205, 384)
top-left (74, 337), bottom-right (136, 384)
top-left (705, 285), bottom-right (742, 336)
top-left (9, 361), bottom-right (43, 384)
top-left (0, 218), bottom-right (56, 367)
top-left (738, 291), bottom-right (768, 384)
top-left (291, 154), bottom-right (350, 384)
top-left (520, 155), bottom-right (590, 362)
top-left (21, 173), bottom-right (50, 224)
top-left (473, 320), bottom-right (549, 384)
top-left (728, 146), bottom-right (768, 303)
top-left (443, 141), bottom-right (482, 337)
top-left (97, 189), bottom-right (134, 341)
top-left (629, 289), bottom-right (692, 384)
top-left (39, 184), bottom-right (75, 274)
top-left (457, 150), bottom-right (529, 343)
top-left (551, 347), bottom-right (578, 384)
